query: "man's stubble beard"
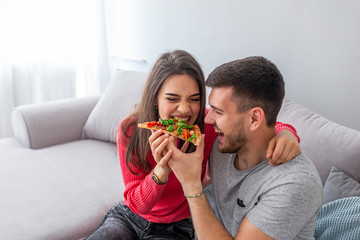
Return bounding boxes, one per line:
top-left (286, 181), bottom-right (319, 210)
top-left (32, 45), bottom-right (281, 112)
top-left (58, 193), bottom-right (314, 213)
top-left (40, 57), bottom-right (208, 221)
top-left (218, 118), bottom-right (248, 154)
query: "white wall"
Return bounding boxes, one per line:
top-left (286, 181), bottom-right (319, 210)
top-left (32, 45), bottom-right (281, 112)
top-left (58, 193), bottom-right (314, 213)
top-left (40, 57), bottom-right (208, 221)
top-left (105, 0), bottom-right (360, 131)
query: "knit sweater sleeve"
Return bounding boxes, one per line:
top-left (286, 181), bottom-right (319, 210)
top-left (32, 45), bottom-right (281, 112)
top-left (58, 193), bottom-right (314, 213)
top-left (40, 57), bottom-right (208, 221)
top-left (117, 121), bottom-right (166, 214)
top-left (275, 122), bottom-right (301, 143)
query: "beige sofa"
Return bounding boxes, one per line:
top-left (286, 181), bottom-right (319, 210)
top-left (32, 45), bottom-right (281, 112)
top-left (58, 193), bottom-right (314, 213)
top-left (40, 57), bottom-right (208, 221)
top-left (1, 69), bottom-right (359, 239)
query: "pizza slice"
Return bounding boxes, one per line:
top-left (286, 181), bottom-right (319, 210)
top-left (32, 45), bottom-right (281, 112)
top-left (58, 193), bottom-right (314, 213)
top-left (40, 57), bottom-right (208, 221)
top-left (138, 118), bottom-right (201, 146)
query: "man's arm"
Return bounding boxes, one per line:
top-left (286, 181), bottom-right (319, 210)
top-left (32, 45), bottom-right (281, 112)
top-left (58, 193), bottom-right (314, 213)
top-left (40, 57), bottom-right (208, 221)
top-left (186, 192), bottom-right (273, 240)
top-left (186, 191), bottom-right (233, 240)
top-left (235, 217), bottom-right (273, 240)
top-left (167, 135), bottom-right (273, 240)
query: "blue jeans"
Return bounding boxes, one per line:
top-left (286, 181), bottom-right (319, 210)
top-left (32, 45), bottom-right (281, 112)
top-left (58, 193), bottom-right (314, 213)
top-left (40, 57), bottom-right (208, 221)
top-left (85, 202), bottom-right (195, 240)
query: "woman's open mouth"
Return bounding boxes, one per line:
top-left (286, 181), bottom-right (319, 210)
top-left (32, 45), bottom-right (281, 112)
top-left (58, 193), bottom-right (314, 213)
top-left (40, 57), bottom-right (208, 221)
top-left (172, 116), bottom-right (191, 123)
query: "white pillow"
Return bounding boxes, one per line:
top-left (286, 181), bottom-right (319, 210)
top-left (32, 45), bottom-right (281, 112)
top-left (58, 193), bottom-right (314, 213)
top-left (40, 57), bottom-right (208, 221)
top-left (82, 69), bottom-right (148, 142)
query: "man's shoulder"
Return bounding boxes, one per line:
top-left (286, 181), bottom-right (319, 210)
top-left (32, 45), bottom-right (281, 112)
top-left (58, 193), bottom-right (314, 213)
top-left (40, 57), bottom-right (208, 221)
top-left (246, 153), bottom-right (323, 239)
top-left (275, 152), bottom-right (316, 172)
top-left (270, 152), bottom-right (322, 188)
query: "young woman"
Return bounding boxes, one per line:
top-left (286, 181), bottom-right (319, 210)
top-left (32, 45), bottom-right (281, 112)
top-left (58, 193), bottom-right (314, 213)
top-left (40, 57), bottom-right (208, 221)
top-left (86, 50), bottom-right (300, 240)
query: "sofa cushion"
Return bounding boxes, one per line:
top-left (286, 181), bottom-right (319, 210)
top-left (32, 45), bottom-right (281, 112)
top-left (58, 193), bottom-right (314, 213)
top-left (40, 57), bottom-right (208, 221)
top-left (0, 140), bottom-right (124, 240)
top-left (82, 69), bottom-right (148, 142)
top-left (323, 166), bottom-right (360, 204)
top-left (0, 138), bottom-right (24, 148)
top-left (277, 98), bottom-right (360, 185)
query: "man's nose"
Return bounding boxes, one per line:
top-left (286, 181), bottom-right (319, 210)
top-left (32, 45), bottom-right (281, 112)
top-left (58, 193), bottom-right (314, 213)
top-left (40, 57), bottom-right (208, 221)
top-left (204, 109), bottom-right (214, 124)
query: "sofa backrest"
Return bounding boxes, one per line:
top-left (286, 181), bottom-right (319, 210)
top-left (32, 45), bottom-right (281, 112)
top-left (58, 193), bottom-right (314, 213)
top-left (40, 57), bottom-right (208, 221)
top-left (278, 98), bottom-right (360, 186)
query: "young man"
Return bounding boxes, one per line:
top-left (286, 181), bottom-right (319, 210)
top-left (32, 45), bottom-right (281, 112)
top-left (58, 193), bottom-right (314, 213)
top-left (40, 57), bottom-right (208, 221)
top-left (167, 56), bottom-right (323, 240)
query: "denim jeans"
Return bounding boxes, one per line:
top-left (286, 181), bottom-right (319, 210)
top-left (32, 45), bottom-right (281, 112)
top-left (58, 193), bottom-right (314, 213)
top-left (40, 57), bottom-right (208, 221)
top-left (85, 202), bottom-right (195, 240)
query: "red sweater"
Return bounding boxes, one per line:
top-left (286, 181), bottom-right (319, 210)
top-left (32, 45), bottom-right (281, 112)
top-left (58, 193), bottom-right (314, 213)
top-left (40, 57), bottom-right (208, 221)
top-left (117, 115), bottom-right (299, 223)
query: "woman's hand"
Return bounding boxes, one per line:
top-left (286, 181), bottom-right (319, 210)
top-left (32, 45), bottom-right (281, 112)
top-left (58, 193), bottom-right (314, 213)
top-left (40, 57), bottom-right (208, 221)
top-left (266, 129), bottom-right (301, 166)
top-left (149, 129), bottom-right (173, 182)
top-left (202, 161), bottom-right (212, 188)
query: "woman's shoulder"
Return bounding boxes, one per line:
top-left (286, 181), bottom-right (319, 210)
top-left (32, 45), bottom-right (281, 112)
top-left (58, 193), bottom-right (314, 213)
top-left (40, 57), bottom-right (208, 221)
top-left (205, 108), bottom-right (211, 115)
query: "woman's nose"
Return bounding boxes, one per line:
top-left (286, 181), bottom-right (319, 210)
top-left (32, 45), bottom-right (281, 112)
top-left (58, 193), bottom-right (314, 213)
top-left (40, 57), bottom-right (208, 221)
top-left (178, 101), bottom-right (190, 113)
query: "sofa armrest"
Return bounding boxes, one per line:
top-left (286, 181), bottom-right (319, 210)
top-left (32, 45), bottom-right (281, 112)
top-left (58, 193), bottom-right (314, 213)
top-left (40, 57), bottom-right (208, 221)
top-left (11, 96), bottom-right (100, 149)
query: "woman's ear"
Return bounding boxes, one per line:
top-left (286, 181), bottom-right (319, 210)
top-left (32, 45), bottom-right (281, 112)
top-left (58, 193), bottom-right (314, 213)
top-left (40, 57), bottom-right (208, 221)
top-left (249, 107), bottom-right (265, 131)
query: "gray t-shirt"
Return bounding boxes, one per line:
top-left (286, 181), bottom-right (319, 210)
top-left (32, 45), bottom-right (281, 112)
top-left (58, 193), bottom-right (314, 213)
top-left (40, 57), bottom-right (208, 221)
top-left (209, 140), bottom-right (323, 240)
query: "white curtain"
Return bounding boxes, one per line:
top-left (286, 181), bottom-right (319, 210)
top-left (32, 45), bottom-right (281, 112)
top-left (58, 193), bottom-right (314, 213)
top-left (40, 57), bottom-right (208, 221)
top-left (0, 0), bottom-right (110, 138)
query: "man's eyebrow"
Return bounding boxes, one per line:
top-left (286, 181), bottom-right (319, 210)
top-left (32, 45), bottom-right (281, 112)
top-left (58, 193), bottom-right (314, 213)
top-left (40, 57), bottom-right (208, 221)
top-left (210, 105), bottom-right (224, 113)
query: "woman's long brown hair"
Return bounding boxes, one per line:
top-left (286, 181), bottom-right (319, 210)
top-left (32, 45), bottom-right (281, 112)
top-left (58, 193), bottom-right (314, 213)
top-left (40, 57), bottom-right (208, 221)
top-left (120, 50), bottom-right (206, 175)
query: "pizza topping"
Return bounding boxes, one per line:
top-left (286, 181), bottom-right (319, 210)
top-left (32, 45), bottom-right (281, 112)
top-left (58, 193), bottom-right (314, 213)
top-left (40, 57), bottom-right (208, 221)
top-left (176, 126), bottom-right (182, 136)
top-left (177, 122), bottom-right (193, 129)
top-left (146, 121), bottom-right (163, 128)
top-left (187, 133), bottom-right (197, 143)
top-left (159, 118), bottom-right (175, 126)
top-left (166, 125), bottom-right (174, 132)
top-left (183, 129), bottom-right (189, 141)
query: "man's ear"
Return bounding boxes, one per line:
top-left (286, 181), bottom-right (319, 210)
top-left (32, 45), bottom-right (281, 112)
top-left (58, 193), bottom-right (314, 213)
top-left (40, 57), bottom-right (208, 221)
top-left (249, 107), bottom-right (265, 131)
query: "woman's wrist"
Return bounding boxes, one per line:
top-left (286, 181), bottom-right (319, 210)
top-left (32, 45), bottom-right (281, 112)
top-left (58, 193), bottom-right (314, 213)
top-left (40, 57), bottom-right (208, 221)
top-left (153, 165), bottom-right (171, 183)
top-left (152, 170), bottom-right (168, 185)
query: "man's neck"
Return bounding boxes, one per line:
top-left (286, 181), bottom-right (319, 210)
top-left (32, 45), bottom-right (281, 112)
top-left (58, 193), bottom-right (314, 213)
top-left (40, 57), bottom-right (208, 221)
top-left (234, 147), bottom-right (266, 171)
top-left (234, 129), bottom-right (276, 171)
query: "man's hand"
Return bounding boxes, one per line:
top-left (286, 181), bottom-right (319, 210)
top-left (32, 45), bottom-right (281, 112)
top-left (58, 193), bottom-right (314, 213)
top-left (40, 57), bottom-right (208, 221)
top-left (167, 134), bottom-right (205, 194)
top-left (266, 129), bottom-right (301, 166)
